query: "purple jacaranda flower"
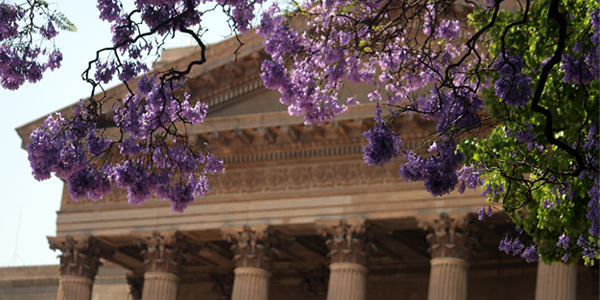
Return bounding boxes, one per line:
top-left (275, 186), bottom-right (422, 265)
top-left (557, 233), bottom-right (570, 249)
top-left (520, 246), bottom-right (540, 263)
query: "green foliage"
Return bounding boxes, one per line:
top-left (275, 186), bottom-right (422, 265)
top-left (459, 0), bottom-right (599, 264)
top-left (52, 11), bottom-right (77, 32)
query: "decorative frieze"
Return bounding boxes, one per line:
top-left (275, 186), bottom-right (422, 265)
top-left (317, 220), bottom-right (375, 266)
top-left (48, 235), bottom-right (111, 280)
top-left (211, 160), bottom-right (403, 197)
top-left (68, 159), bottom-right (404, 206)
top-left (133, 231), bottom-right (198, 276)
top-left (418, 213), bottom-right (475, 260)
top-left (222, 225), bottom-right (281, 270)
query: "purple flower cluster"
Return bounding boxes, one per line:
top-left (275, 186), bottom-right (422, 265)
top-left (457, 164), bottom-right (484, 194)
top-left (477, 205), bottom-right (493, 221)
top-left (362, 105), bottom-right (402, 167)
top-left (28, 74), bottom-right (222, 212)
top-left (400, 140), bottom-right (465, 196)
top-left (587, 179), bottom-right (599, 237)
top-left (415, 87), bottom-right (484, 138)
top-left (499, 235), bottom-right (540, 263)
top-left (561, 55), bottom-right (593, 85)
top-left (97, 0), bottom-right (122, 22)
top-left (556, 233), bottom-right (570, 249)
top-left (0, 2), bottom-right (66, 90)
top-left (28, 113), bottom-right (89, 181)
top-left (68, 167), bottom-right (113, 201)
top-left (493, 53), bottom-right (532, 108)
top-left (577, 235), bottom-right (598, 259)
top-left (0, 2), bottom-right (24, 41)
top-left (0, 44), bottom-right (63, 90)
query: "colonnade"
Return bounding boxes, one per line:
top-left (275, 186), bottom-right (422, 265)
top-left (49, 215), bottom-right (580, 300)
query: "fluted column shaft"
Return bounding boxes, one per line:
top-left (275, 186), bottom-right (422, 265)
top-left (326, 263), bottom-right (367, 300)
top-left (427, 257), bottom-right (469, 300)
top-left (535, 262), bottom-right (577, 300)
top-left (56, 275), bottom-right (93, 300)
top-left (317, 220), bottom-right (373, 300)
top-left (419, 213), bottom-right (474, 300)
top-left (231, 267), bottom-right (271, 300)
top-left (141, 271), bottom-right (180, 300)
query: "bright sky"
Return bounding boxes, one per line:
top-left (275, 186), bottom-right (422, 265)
top-left (0, 0), bottom-right (231, 266)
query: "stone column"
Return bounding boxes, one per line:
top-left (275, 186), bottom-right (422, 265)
top-left (534, 261), bottom-right (577, 300)
top-left (48, 236), bottom-right (110, 300)
top-left (223, 225), bottom-right (280, 300)
top-left (419, 213), bottom-right (474, 300)
top-left (317, 220), bottom-right (375, 300)
top-left (134, 231), bottom-right (198, 300)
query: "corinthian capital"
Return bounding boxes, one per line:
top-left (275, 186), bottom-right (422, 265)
top-left (48, 235), bottom-right (112, 280)
top-left (316, 220), bottom-right (375, 266)
top-left (133, 231), bottom-right (198, 276)
top-left (222, 225), bottom-right (280, 270)
top-left (418, 213), bottom-right (476, 260)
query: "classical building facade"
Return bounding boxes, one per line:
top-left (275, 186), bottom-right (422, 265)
top-left (7, 30), bottom-right (598, 300)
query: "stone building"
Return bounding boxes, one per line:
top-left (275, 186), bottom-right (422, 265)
top-left (5, 29), bottom-right (599, 300)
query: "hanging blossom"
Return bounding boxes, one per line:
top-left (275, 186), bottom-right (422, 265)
top-left (499, 235), bottom-right (540, 263)
top-left (27, 76), bottom-right (222, 213)
top-left (400, 140), bottom-right (465, 197)
top-left (493, 53), bottom-right (532, 109)
top-left (362, 104), bottom-right (402, 167)
top-left (457, 164), bottom-right (484, 194)
top-left (0, 1), bottom-right (65, 90)
top-left (477, 205), bottom-right (493, 221)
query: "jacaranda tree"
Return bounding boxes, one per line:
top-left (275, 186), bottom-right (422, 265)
top-left (1, 0), bottom-right (598, 265)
